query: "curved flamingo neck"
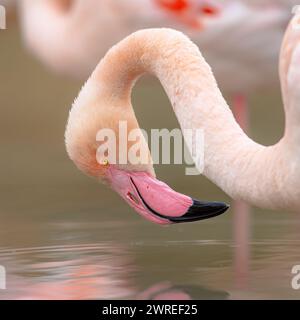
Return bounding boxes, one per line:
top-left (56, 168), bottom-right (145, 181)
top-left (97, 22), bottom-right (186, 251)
top-left (91, 28), bottom-right (245, 141)
top-left (66, 28), bottom-right (299, 211)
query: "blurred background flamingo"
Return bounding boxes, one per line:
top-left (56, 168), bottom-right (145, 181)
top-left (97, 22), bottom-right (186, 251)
top-left (17, 1), bottom-right (297, 93)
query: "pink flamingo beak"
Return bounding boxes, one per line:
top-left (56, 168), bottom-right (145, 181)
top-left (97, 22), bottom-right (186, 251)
top-left (105, 167), bottom-right (229, 225)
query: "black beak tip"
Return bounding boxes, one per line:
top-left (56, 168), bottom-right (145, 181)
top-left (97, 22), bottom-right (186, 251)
top-left (169, 199), bottom-right (229, 223)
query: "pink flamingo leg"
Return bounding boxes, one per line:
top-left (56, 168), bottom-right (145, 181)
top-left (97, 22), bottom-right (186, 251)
top-left (232, 94), bottom-right (251, 290)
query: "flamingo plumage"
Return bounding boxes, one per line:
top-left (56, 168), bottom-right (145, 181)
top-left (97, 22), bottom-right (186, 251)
top-left (65, 12), bottom-right (300, 225)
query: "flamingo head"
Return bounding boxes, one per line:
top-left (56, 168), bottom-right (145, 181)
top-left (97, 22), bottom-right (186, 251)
top-left (64, 27), bottom-right (229, 225)
top-left (100, 164), bottom-right (229, 225)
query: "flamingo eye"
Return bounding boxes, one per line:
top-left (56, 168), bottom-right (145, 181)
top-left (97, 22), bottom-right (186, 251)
top-left (127, 192), bottom-right (140, 205)
top-left (102, 159), bottom-right (109, 166)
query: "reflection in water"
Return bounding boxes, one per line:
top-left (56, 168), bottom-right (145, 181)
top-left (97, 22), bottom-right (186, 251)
top-left (0, 243), bottom-right (136, 300)
top-left (0, 216), bottom-right (300, 299)
top-left (0, 241), bottom-right (229, 300)
top-left (233, 201), bottom-right (250, 290)
top-left (0, 214), bottom-right (234, 300)
top-left (137, 282), bottom-right (229, 300)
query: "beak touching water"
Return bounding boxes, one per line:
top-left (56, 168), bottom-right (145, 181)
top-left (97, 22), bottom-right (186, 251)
top-left (105, 167), bottom-right (229, 225)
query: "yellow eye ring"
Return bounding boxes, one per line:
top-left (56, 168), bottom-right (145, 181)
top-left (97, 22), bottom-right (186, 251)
top-left (102, 159), bottom-right (109, 166)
